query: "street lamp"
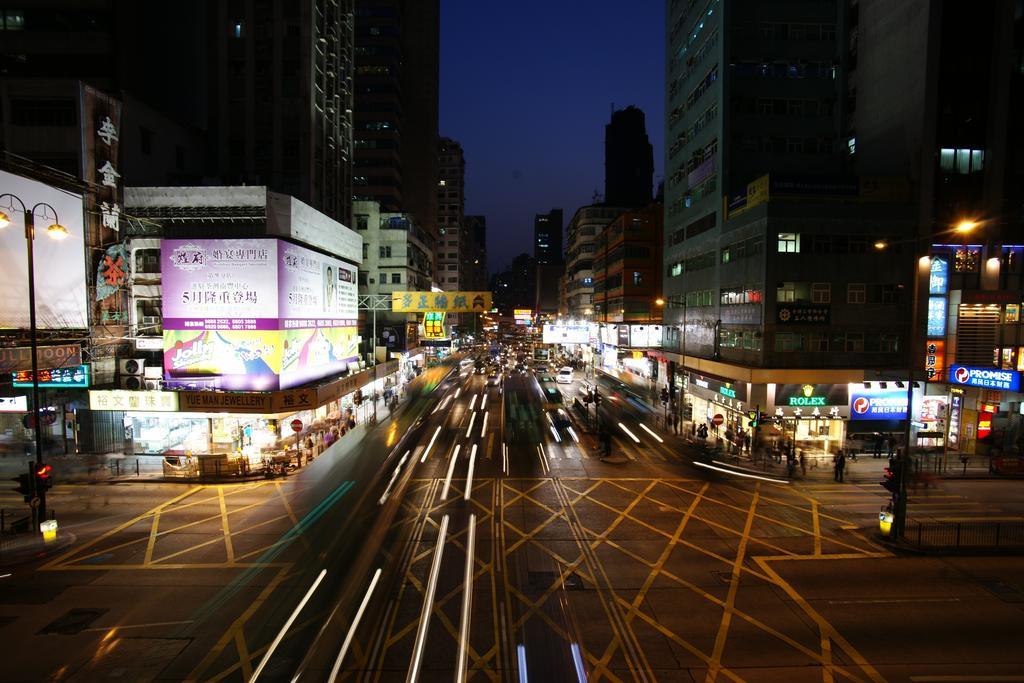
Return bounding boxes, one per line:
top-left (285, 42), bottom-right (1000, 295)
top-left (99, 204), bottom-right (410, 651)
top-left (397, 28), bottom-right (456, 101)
top-left (0, 195), bottom-right (69, 531)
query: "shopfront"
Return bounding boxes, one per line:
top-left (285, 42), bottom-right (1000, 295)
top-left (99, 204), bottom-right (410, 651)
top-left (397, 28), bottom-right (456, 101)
top-left (89, 365), bottom-right (383, 470)
top-left (686, 371), bottom-right (749, 438)
top-left (768, 383), bottom-right (850, 456)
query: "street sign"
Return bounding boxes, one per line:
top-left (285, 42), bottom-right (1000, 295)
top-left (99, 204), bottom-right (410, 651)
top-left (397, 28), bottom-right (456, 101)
top-left (290, 419), bottom-right (303, 432)
top-left (712, 414), bottom-right (724, 426)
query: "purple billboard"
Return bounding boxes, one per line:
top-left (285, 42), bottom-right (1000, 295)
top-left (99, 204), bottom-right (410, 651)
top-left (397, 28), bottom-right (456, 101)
top-left (161, 238), bottom-right (359, 390)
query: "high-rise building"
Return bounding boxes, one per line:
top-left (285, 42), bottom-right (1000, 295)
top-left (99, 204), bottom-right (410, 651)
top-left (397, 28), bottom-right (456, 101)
top-left (352, 0), bottom-right (440, 240)
top-left (207, 1), bottom-right (355, 226)
top-left (605, 106), bottom-right (654, 207)
top-left (463, 215), bottom-right (488, 291)
top-left (533, 209), bottom-right (563, 265)
top-left (564, 205), bottom-right (628, 319)
top-left (593, 204), bottom-right (663, 323)
top-left (437, 137), bottom-right (466, 289)
top-left (662, 0), bottom-right (915, 455)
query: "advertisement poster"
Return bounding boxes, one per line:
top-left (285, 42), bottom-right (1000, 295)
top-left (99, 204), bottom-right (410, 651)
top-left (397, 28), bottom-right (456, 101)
top-left (849, 387), bottom-right (908, 420)
top-left (161, 237), bottom-right (359, 390)
top-left (542, 324), bottom-right (589, 345)
top-left (0, 170), bottom-right (88, 329)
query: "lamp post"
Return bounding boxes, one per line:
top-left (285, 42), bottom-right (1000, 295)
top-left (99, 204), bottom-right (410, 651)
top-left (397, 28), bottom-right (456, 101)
top-left (875, 219), bottom-right (977, 539)
top-left (0, 195), bottom-right (69, 531)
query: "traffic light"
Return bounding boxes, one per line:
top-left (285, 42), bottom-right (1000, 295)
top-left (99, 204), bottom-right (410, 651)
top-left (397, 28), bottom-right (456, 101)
top-left (660, 388), bottom-right (669, 405)
top-left (881, 460), bottom-right (903, 495)
top-left (34, 464), bottom-right (53, 491)
top-left (593, 391), bottom-right (602, 407)
top-left (11, 473), bottom-right (34, 502)
top-left (745, 409), bottom-right (765, 428)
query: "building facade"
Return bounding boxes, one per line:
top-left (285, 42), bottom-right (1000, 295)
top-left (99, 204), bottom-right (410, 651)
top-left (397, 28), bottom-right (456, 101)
top-left (605, 105), bottom-right (654, 207)
top-left (593, 203), bottom-right (664, 324)
top-left (437, 137), bottom-right (466, 290)
top-left (564, 205), bottom-right (629, 319)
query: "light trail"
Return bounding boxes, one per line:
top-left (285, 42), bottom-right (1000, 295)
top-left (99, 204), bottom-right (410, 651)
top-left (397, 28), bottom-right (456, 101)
top-left (480, 411), bottom-right (489, 437)
top-left (693, 460), bottom-right (790, 484)
top-left (468, 394), bottom-right (477, 411)
top-left (327, 567), bottom-right (383, 682)
top-left (420, 426), bottom-right (442, 463)
top-left (638, 423), bottom-right (664, 443)
top-left (465, 411), bottom-right (477, 438)
top-left (618, 422), bottom-right (641, 444)
top-left (455, 514), bottom-right (478, 683)
top-left (250, 569), bottom-right (327, 682)
top-left (441, 445), bottom-right (461, 500)
top-left (407, 515), bottom-right (449, 683)
top-left (464, 444), bottom-right (478, 501)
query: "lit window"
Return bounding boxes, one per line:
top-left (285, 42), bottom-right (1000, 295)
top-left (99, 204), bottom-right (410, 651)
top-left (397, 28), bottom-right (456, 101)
top-left (632, 271), bottom-right (643, 286)
top-left (232, 20), bottom-right (243, 38)
top-left (777, 233), bottom-right (800, 253)
top-left (847, 137), bottom-right (856, 155)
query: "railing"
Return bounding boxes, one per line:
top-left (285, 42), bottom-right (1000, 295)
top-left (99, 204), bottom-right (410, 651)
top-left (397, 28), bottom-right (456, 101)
top-left (906, 519), bottom-right (1024, 550)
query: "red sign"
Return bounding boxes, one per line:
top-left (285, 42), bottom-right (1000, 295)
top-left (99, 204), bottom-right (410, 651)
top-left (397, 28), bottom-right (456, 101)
top-left (712, 414), bottom-right (724, 426)
top-left (977, 411), bottom-right (993, 440)
top-left (290, 419), bottom-right (303, 433)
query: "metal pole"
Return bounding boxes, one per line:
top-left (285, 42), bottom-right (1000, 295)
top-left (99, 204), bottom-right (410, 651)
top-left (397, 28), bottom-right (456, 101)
top-left (895, 251), bottom-right (923, 538)
top-left (25, 211), bottom-right (46, 528)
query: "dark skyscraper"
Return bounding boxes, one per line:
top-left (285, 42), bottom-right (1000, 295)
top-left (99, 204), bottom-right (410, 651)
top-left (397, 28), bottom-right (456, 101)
top-left (605, 105), bottom-right (654, 207)
top-left (208, 1), bottom-right (355, 226)
top-left (353, 0), bottom-right (440, 241)
top-left (533, 208), bottom-right (563, 265)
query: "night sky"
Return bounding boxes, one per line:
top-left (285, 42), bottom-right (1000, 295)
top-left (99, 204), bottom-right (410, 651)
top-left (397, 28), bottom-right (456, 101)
top-left (440, 0), bottom-right (665, 274)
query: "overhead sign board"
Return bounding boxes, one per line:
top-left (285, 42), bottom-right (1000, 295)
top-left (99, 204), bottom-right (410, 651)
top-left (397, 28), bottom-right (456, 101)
top-left (543, 324), bottom-right (589, 344)
top-left (0, 397), bottom-right (27, 412)
top-left (849, 387), bottom-right (908, 420)
top-left (13, 364), bottom-right (89, 388)
top-left (775, 383), bottom-right (848, 407)
top-left (392, 291), bottom-right (492, 313)
top-left (0, 344), bottom-right (82, 374)
top-left (948, 365), bottom-right (1021, 391)
top-left (89, 389), bottom-right (179, 412)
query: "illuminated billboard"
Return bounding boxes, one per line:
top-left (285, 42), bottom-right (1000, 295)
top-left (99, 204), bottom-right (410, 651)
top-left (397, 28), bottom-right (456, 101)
top-left (0, 170), bottom-right (88, 329)
top-left (161, 238), bottom-right (359, 390)
top-left (542, 324), bottom-right (589, 344)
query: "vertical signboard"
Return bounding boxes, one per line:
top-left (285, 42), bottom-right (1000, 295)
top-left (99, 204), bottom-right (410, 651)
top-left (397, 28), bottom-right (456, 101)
top-left (80, 84), bottom-right (126, 329)
top-left (924, 340), bottom-right (945, 381)
top-left (928, 257), bottom-right (949, 294)
top-left (947, 389), bottom-right (963, 448)
top-left (927, 297), bottom-right (947, 337)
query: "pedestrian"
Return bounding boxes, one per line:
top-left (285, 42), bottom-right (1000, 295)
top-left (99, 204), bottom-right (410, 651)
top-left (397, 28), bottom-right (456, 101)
top-left (799, 450), bottom-right (807, 477)
top-left (886, 434), bottom-right (896, 459)
top-left (787, 452), bottom-right (796, 478)
top-left (672, 413), bottom-right (680, 435)
top-left (873, 433), bottom-right (883, 459)
top-left (833, 449), bottom-right (846, 482)
top-left (347, 414), bottom-right (356, 431)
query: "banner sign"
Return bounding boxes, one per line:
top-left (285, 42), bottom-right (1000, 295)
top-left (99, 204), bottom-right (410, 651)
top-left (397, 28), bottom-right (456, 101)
top-left (924, 340), bottom-right (945, 381)
top-left (89, 389), bottom-right (178, 412)
top-left (775, 383), bottom-right (848, 407)
top-left (948, 390), bottom-right (962, 447)
top-left (392, 291), bottom-right (491, 313)
top-left (689, 372), bottom-right (748, 402)
top-left (0, 344), bottom-right (82, 373)
top-left (0, 397), bottom-right (27, 412)
top-left (948, 365), bottom-right (1021, 391)
top-left (850, 387), bottom-right (908, 420)
top-left (13, 364), bottom-right (89, 388)
top-left (927, 297), bottom-right (947, 337)
top-left (543, 324), bottom-right (589, 344)
top-left (776, 304), bottom-right (830, 325)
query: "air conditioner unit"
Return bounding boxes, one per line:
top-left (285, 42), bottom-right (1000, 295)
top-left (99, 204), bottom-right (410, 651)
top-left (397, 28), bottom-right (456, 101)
top-left (121, 375), bottom-right (145, 391)
top-left (143, 379), bottom-right (161, 391)
top-left (119, 359), bottom-right (145, 375)
top-left (141, 316), bottom-right (161, 326)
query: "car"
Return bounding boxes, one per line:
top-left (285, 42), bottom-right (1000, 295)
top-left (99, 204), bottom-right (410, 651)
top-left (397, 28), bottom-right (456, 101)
top-left (541, 385), bottom-right (564, 404)
top-left (486, 371), bottom-right (501, 386)
top-left (556, 366), bottom-right (573, 384)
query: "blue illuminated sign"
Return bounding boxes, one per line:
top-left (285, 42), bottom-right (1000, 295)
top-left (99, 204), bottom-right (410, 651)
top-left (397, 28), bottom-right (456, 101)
top-left (850, 388), bottom-right (908, 420)
top-left (927, 297), bottom-right (947, 337)
top-left (12, 364), bottom-right (90, 388)
top-left (929, 257), bottom-right (948, 295)
top-left (948, 365), bottom-right (1021, 392)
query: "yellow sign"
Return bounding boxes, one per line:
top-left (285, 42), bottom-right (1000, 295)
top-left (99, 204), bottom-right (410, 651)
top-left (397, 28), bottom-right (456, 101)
top-left (423, 312), bottom-right (446, 338)
top-left (90, 390), bottom-right (179, 412)
top-left (391, 291), bottom-right (491, 313)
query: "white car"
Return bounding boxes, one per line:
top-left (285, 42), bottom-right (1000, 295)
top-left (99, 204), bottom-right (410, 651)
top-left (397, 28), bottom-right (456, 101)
top-left (556, 367), bottom-right (574, 384)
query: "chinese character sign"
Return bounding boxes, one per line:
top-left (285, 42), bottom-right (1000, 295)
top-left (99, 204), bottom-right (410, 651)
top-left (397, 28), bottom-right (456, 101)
top-left (95, 243), bottom-right (129, 302)
top-left (924, 340), bottom-right (945, 381)
top-left (948, 365), bottom-right (1021, 391)
top-left (929, 257), bottom-right (948, 294)
top-left (391, 291), bottom-right (492, 313)
top-left (926, 296), bottom-right (947, 337)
